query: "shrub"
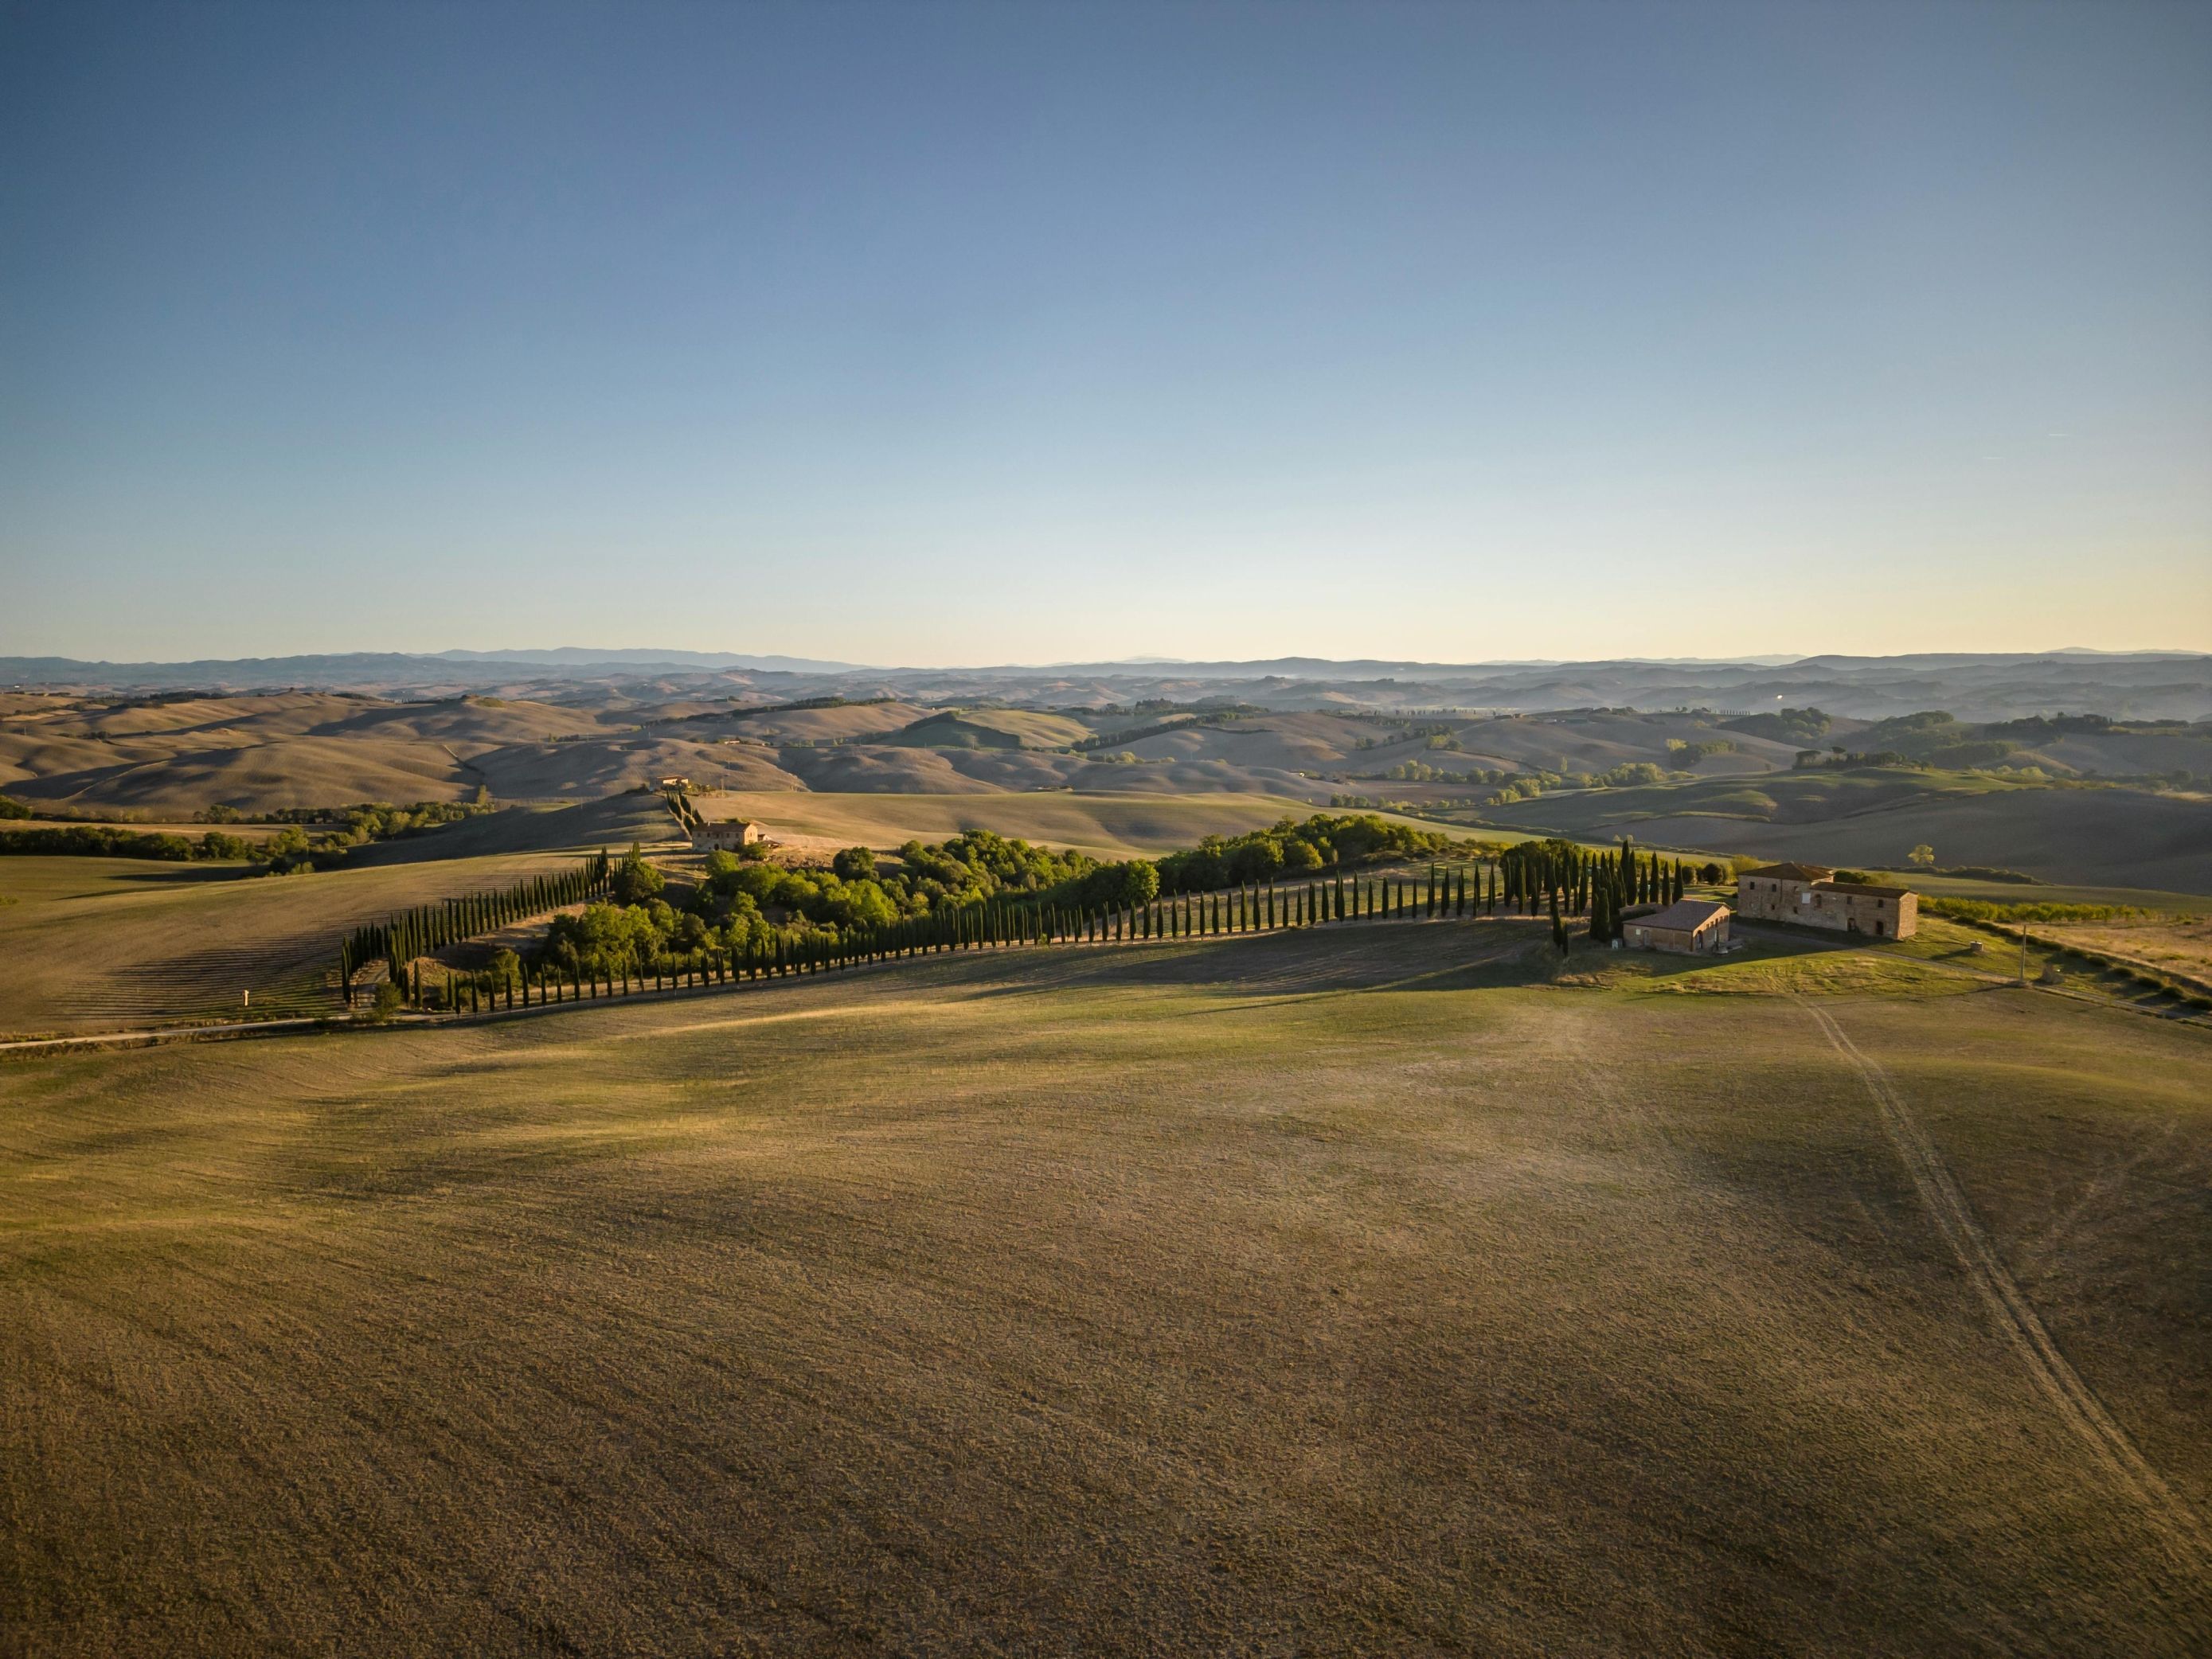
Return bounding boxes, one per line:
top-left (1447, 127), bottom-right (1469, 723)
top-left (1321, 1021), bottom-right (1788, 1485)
top-left (1920, 897), bottom-right (2151, 924)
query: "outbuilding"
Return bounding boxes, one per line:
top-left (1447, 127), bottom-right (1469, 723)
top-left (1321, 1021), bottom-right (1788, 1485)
top-left (693, 818), bottom-right (764, 853)
top-left (1625, 898), bottom-right (1732, 955)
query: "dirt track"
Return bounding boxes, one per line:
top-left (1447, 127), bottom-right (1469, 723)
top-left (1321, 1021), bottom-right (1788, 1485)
top-left (1802, 999), bottom-right (2211, 1571)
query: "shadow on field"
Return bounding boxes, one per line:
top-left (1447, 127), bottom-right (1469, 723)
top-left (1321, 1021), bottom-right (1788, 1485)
top-left (342, 794), bottom-right (666, 867)
top-left (957, 920), bottom-right (1550, 1005)
top-left (107, 864), bottom-right (254, 888)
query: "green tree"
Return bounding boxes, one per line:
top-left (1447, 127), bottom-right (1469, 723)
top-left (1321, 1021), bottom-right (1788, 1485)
top-left (611, 842), bottom-right (666, 905)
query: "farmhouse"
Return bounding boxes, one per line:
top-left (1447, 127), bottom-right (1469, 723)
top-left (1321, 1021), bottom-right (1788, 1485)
top-left (692, 818), bottom-right (764, 853)
top-left (1626, 898), bottom-right (1732, 954)
top-left (1736, 861), bottom-right (1918, 939)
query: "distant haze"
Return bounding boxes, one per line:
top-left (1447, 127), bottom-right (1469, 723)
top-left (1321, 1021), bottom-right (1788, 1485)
top-left (6, 649), bottom-right (2206, 727)
top-left (2, 2), bottom-right (2208, 660)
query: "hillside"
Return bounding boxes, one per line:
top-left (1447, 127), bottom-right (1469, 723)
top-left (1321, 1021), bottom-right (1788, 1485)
top-left (695, 790), bottom-right (1442, 859)
top-left (1474, 769), bottom-right (2212, 893)
top-left (878, 708), bottom-right (1094, 750)
top-left (0, 796), bottom-right (670, 1036)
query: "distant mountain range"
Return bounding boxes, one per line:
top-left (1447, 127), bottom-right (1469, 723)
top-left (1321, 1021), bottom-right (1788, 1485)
top-left (4, 650), bottom-right (2207, 722)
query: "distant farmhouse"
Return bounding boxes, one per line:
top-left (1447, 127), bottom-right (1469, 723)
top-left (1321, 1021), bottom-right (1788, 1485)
top-left (1626, 899), bottom-right (1732, 955)
top-left (693, 818), bottom-right (764, 853)
top-left (1737, 862), bottom-right (1918, 939)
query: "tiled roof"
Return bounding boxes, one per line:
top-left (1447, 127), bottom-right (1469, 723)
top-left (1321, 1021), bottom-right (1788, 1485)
top-left (1630, 900), bottom-right (1731, 932)
top-left (1741, 862), bottom-right (1834, 882)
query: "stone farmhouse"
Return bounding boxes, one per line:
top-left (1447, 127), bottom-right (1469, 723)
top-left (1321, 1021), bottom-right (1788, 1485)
top-left (1625, 898), bottom-right (1733, 954)
top-left (693, 818), bottom-right (765, 853)
top-left (1736, 862), bottom-right (1918, 939)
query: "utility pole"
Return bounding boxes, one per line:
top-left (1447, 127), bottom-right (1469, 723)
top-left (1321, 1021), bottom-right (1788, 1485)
top-left (2020, 923), bottom-right (2030, 986)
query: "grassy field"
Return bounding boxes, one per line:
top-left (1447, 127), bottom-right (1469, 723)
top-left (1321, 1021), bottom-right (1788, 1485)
top-left (0, 798), bottom-right (671, 1038)
top-left (0, 850), bottom-right (591, 1037)
top-left (2031, 915), bottom-right (2212, 990)
top-left (1, 923), bottom-right (2206, 1654)
top-left (1855, 869), bottom-right (2212, 913)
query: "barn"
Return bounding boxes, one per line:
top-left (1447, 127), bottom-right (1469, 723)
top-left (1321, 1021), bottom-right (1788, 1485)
top-left (1625, 898), bottom-right (1733, 955)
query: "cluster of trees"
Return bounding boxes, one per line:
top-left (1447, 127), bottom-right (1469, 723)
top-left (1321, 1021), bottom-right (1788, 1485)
top-left (1151, 814), bottom-right (1478, 894)
top-left (1377, 761), bottom-right (1514, 785)
top-left (1487, 763), bottom-right (1671, 802)
top-left (2, 796), bottom-right (498, 872)
top-left (205, 797), bottom-right (490, 835)
top-left (1664, 738), bottom-right (1737, 762)
top-left (1350, 721), bottom-right (1461, 752)
top-left (1497, 837), bottom-right (1706, 951)
top-left (338, 851), bottom-right (612, 1001)
top-left (0, 822), bottom-right (273, 864)
top-left (514, 833), bottom-right (1148, 990)
top-left (1723, 707), bottom-right (1831, 744)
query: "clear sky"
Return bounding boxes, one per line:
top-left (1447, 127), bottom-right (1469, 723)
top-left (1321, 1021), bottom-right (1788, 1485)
top-left (3, 0), bottom-right (2207, 666)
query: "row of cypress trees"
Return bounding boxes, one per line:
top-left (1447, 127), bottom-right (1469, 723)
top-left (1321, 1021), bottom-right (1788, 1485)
top-left (382, 860), bottom-right (1524, 1015)
top-left (1499, 837), bottom-right (1693, 944)
top-left (337, 849), bottom-right (612, 1004)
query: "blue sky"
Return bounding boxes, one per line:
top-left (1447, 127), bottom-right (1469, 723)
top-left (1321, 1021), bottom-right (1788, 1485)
top-left (3, 0), bottom-right (2207, 665)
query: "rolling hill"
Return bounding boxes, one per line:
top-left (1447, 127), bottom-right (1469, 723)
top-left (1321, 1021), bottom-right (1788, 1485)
top-left (878, 708), bottom-right (1095, 750)
top-left (696, 790), bottom-right (1437, 860)
top-left (1472, 769), bottom-right (2212, 893)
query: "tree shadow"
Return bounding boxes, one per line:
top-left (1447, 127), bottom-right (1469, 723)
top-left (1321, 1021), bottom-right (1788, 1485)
top-left (953, 919), bottom-right (1550, 1005)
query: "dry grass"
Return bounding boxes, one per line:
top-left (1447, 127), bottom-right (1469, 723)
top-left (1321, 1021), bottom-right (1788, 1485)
top-left (0, 851), bottom-right (582, 1036)
top-left (705, 790), bottom-right (1442, 859)
top-left (2034, 916), bottom-right (2212, 988)
top-left (2, 925), bottom-right (2207, 1654)
top-left (0, 798), bottom-right (671, 1038)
